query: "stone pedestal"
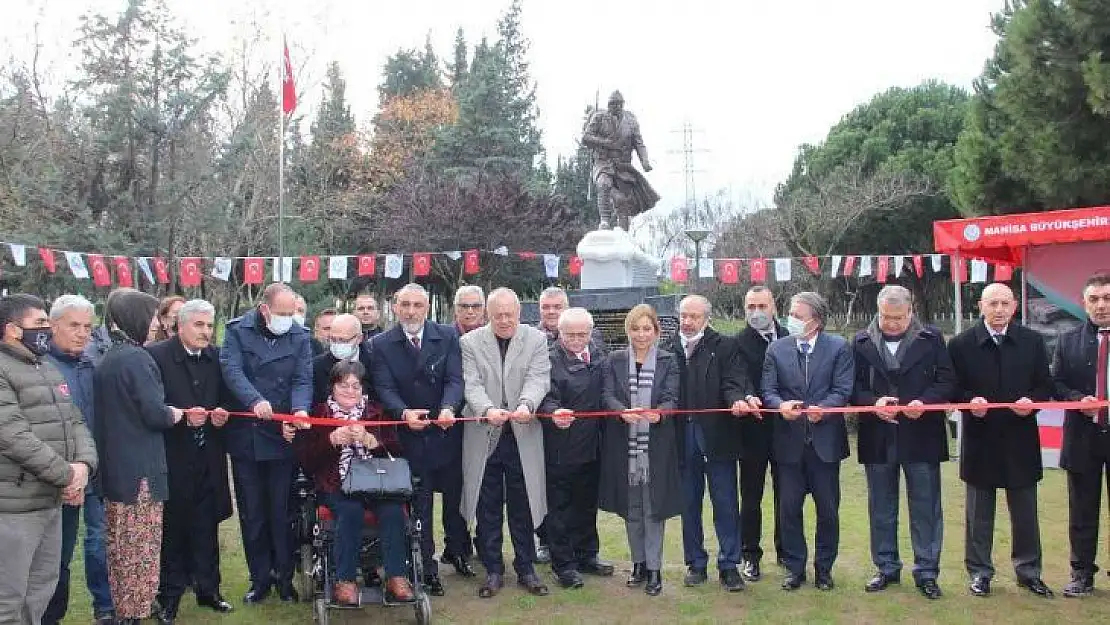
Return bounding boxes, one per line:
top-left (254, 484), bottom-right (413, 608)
top-left (576, 228), bottom-right (659, 290)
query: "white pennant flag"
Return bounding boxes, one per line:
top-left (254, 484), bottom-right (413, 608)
top-left (136, 257), bottom-right (155, 284)
top-left (774, 258), bottom-right (792, 282)
top-left (328, 256), bottom-right (348, 280)
top-left (384, 254), bottom-right (403, 279)
top-left (444, 251), bottom-right (462, 261)
top-left (894, 255), bottom-right (905, 278)
top-left (970, 259), bottom-right (988, 283)
top-left (65, 252), bottom-right (89, 279)
top-left (493, 246), bottom-right (509, 256)
top-left (9, 244), bottom-right (26, 267)
top-left (830, 255), bottom-right (843, 277)
top-left (698, 257), bottom-right (714, 278)
top-left (930, 254), bottom-right (943, 272)
top-left (211, 257), bottom-right (232, 281)
top-left (543, 254), bottom-right (560, 278)
top-left (858, 255), bottom-right (872, 277)
top-left (272, 257), bottom-right (293, 282)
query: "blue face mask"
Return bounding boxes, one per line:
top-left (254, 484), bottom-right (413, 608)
top-left (786, 316), bottom-right (808, 337)
top-left (329, 342), bottom-right (357, 361)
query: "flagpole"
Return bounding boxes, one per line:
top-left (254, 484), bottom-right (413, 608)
top-left (278, 37), bottom-right (286, 282)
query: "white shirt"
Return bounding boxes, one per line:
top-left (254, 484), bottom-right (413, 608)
top-left (988, 325), bottom-right (1009, 342)
top-left (680, 331), bottom-right (704, 354)
top-left (884, 340), bottom-right (901, 356)
top-left (405, 327), bottom-right (425, 345)
top-left (184, 346), bottom-right (202, 357)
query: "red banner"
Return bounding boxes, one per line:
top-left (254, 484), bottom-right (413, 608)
top-left (179, 257), bottom-right (202, 287)
top-left (87, 254), bottom-right (111, 287)
top-left (357, 254), bottom-right (376, 277)
top-left (876, 256), bottom-right (889, 283)
top-left (112, 256), bottom-right (133, 288)
top-left (298, 256), bottom-right (320, 282)
top-left (38, 248), bottom-right (56, 273)
top-left (803, 255), bottom-right (820, 275)
top-left (463, 250), bottom-right (480, 275)
top-left (670, 257), bottom-right (688, 283)
top-left (996, 263), bottom-right (1014, 281)
top-left (719, 259), bottom-right (739, 284)
top-left (412, 253), bottom-right (431, 277)
top-left (153, 257), bottom-right (170, 284)
top-left (568, 256), bottom-right (583, 276)
top-left (933, 205), bottom-right (1110, 265)
top-left (749, 258), bottom-right (767, 283)
top-left (842, 255), bottom-right (857, 277)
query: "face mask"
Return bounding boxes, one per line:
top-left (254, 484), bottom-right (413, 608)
top-left (786, 316), bottom-right (809, 337)
top-left (746, 310), bottom-right (773, 332)
top-left (267, 314), bottom-right (294, 336)
top-left (329, 342), bottom-right (358, 361)
top-left (20, 327), bottom-right (53, 356)
top-left (292, 314), bottom-right (306, 327)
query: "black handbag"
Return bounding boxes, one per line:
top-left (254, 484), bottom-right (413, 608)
top-left (340, 453), bottom-right (414, 500)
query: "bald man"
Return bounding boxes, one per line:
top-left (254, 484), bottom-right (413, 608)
top-left (948, 283), bottom-right (1055, 599)
top-left (311, 314), bottom-right (373, 406)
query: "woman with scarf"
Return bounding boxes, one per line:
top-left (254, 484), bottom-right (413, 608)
top-left (92, 288), bottom-right (183, 624)
top-left (598, 304), bottom-right (681, 596)
top-left (295, 360), bottom-right (414, 605)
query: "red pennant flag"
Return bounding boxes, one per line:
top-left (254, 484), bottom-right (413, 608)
top-left (179, 257), bottom-right (202, 287)
top-left (803, 255), bottom-right (820, 275)
top-left (842, 255), bottom-right (857, 277)
top-left (153, 257), bottom-right (170, 284)
top-left (670, 257), bottom-right (688, 283)
top-left (749, 258), bottom-right (767, 283)
top-left (282, 39), bottom-right (297, 114)
top-left (568, 256), bottom-right (583, 276)
top-left (876, 256), bottom-right (889, 283)
top-left (38, 247), bottom-right (56, 273)
top-left (298, 255), bottom-right (320, 282)
top-left (112, 256), bottom-right (133, 288)
top-left (357, 254), bottom-right (376, 277)
top-left (912, 255), bottom-right (924, 278)
top-left (87, 254), bottom-right (112, 287)
top-left (952, 257), bottom-right (968, 284)
top-left (463, 250), bottom-right (480, 275)
top-left (243, 257), bottom-right (265, 284)
top-left (995, 263), bottom-right (1014, 282)
top-left (516, 251), bottom-right (537, 260)
top-left (719, 259), bottom-right (739, 284)
top-left (412, 253), bottom-right (431, 277)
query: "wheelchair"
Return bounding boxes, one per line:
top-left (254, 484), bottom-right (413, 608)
top-left (293, 469), bottom-right (432, 624)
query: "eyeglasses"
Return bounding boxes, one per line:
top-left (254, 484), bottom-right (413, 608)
top-left (562, 332), bottom-right (591, 340)
top-left (457, 303), bottom-right (482, 310)
top-left (334, 382), bottom-right (363, 392)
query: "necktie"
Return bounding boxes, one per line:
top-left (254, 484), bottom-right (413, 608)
top-left (581, 350), bottom-right (590, 364)
top-left (411, 336), bottom-right (421, 352)
top-left (992, 334), bottom-right (1003, 345)
top-left (186, 355), bottom-right (206, 448)
top-left (685, 339), bottom-right (698, 360)
top-left (1098, 330), bottom-right (1109, 428)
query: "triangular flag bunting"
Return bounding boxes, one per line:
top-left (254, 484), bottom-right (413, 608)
top-left (830, 255), bottom-right (842, 277)
top-left (858, 255), bottom-right (872, 277)
top-left (912, 255), bottom-right (924, 278)
top-left (842, 255), bottom-right (857, 277)
top-left (803, 255), bottom-right (820, 275)
top-left (876, 256), bottom-right (889, 283)
top-left (443, 251), bottom-right (462, 261)
top-left (930, 254), bottom-right (944, 273)
top-left (893, 255), bottom-right (905, 278)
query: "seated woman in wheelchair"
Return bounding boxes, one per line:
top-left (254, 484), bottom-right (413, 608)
top-left (295, 360), bottom-right (414, 605)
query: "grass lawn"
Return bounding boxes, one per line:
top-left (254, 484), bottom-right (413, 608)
top-left (62, 443), bottom-right (1110, 624)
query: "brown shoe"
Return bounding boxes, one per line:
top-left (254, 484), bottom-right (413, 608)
top-left (332, 581), bottom-right (359, 606)
top-left (386, 577), bottom-right (414, 602)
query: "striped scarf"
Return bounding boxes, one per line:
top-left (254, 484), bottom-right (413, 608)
top-left (627, 345), bottom-right (657, 486)
top-left (328, 395), bottom-right (370, 481)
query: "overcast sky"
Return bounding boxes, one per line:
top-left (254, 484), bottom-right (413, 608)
top-left (5, 0), bottom-right (1002, 213)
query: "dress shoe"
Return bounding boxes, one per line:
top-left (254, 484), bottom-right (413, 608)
top-left (969, 576), bottom-right (991, 597)
top-left (386, 577), bottom-right (415, 603)
top-left (332, 581), bottom-right (359, 607)
top-left (644, 570), bottom-right (663, 596)
top-left (741, 559), bottom-right (762, 582)
top-left (815, 572), bottom-right (835, 591)
top-left (243, 585), bottom-right (271, 604)
top-left (196, 593), bottom-right (234, 613)
top-left (1017, 577), bottom-right (1054, 598)
top-left (781, 573), bottom-right (806, 591)
top-left (865, 571), bottom-right (900, 592)
top-left (1063, 574), bottom-right (1094, 598)
top-left (478, 573), bottom-right (504, 599)
top-left (720, 569), bottom-right (746, 592)
top-left (535, 544), bottom-right (552, 564)
top-left (442, 552), bottom-right (475, 577)
top-left (683, 566), bottom-right (708, 586)
top-left (422, 574), bottom-right (446, 597)
top-left (518, 573), bottom-right (550, 596)
top-left (917, 579), bottom-right (942, 600)
top-left (277, 580), bottom-right (298, 602)
top-left (626, 562), bottom-right (647, 587)
top-left (557, 569), bottom-right (585, 589)
top-left (578, 556), bottom-right (615, 577)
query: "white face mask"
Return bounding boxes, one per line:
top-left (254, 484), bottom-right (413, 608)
top-left (267, 314), bottom-right (295, 336)
top-left (786, 315), bottom-right (809, 337)
top-left (746, 310), bottom-right (774, 332)
top-left (292, 314), bottom-right (306, 327)
top-left (329, 342), bottom-right (358, 361)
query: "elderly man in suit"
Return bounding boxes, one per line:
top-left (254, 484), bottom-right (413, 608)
top-left (461, 287), bottom-right (551, 599)
top-left (312, 314), bottom-right (373, 407)
top-left (762, 291), bottom-right (854, 592)
top-left (371, 284), bottom-right (470, 595)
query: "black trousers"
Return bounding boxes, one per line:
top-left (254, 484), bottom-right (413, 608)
top-left (545, 461), bottom-right (601, 573)
top-left (965, 483), bottom-right (1042, 580)
top-left (413, 458), bottom-right (473, 575)
top-left (739, 455), bottom-right (782, 564)
top-left (1067, 430), bottom-right (1110, 576)
top-left (231, 458), bottom-right (294, 588)
top-left (777, 445), bottom-right (841, 577)
top-left (159, 462), bottom-right (223, 607)
top-left (476, 431), bottom-right (536, 577)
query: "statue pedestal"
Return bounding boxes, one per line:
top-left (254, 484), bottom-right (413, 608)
top-left (576, 228), bottom-right (659, 290)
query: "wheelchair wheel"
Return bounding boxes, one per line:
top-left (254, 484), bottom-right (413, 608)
top-left (296, 543), bottom-right (314, 602)
top-left (313, 596), bottom-right (329, 625)
top-left (414, 592), bottom-right (431, 625)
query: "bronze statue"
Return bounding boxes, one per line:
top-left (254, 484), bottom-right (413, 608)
top-left (581, 90), bottom-right (660, 230)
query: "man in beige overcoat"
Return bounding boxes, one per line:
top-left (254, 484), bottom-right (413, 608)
top-left (460, 287), bottom-right (551, 599)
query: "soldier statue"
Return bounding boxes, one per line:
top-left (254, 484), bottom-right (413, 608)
top-left (581, 90), bottom-right (660, 230)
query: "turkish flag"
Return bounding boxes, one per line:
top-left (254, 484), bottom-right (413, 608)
top-left (87, 254), bottom-right (111, 287)
top-left (38, 248), bottom-right (56, 273)
top-left (299, 255), bottom-right (320, 282)
top-left (112, 256), bottom-right (133, 288)
top-left (282, 39), bottom-right (297, 114)
top-left (912, 255), bottom-right (924, 278)
top-left (876, 256), bottom-right (889, 283)
top-left (995, 263), bottom-right (1014, 282)
top-left (842, 255), bottom-right (857, 277)
top-left (357, 254), bottom-right (376, 277)
top-left (153, 257), bottom-right (170, 284)
top-left (803, 255), bottom-right (820, 275)
top-left (463, 250), bottom-right (480, 275)
top-left (670, 257), bottom-right (688, 283)
top-left (952, 257), bottom-right (968, 284)
top-left (517, 251), bottom-right (537, 260)
top-left (179, 257), bottom-right (202, 287)
top-left (568, 256), bottom-right (583, 276)
top-left (412, 253), bottom-right (431, 277)
top-left (719, 259), bottom-right (739, 284)
top-left (749, 258), bottom-right (767, 283)
top-left (243, 257), bottom-right (265, 284)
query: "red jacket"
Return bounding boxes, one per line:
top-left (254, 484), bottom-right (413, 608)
top-left (295, 401), bottom-right (403, 494)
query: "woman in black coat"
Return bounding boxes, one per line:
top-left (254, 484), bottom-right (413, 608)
top-left (598, 304), bottom-right (681, 596)
top-left (92, 288), bottom-right (183, 624)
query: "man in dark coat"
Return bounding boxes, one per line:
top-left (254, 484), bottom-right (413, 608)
top-left (1051, 272), bottom-right (1110, 598)
top-left (311, 314), bottom-right (373, 407)
top-left (734, 286), bottom-right (785, 581)
top-left (762, 291), bottom-right (853, 592)
top-left (948, 282), bottom-right (1055, 599)
top-left (538, 308), bottom-right (614, 589)
top-left (148, 299), bottom-right (235, 621)
top-left (353, 292), bottom-right (383, 342)
top-left (852, 286), bottom-right (955, 600)
top-left (670, 295), bottom-right (750, 591)
top-left (220, 283), bottom-right (313, 603)
top-left (371, 284), bottom-right (468, 595)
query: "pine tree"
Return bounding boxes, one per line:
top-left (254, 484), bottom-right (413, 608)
top-left (447, 28), bottom-right (468, 90)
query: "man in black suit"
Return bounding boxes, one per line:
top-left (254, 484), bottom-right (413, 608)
top-left (310, 307), bottom-right (336, 358)
top-left (353, 292), bottom-right (383, 341)
top-left (147, 300), bottom-right (234, 622)
top-left (948, 282), bottom-right (1055, 599)
top-left (1052, 272), bottom-right (1110, 598)
top-left (734, 286), bottom-right (785, 581)
top-left (311, 314), bottom-right (373, 407)
top-left (762, 291), bottom-right (854, 592)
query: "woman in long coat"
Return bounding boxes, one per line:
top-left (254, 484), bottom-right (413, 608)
top-left (598, 304), bottom-right (681, 596)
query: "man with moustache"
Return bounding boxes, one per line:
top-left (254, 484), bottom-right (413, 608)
top-left (454, 286), bottom-right (486, 336)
